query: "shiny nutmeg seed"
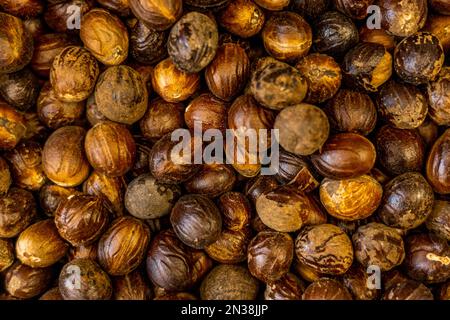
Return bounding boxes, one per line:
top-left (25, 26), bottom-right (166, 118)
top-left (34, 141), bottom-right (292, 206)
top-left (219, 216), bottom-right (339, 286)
top-left (218, 0), bottom-right (265, 38)
top-left (129, 0), bottom-right (182, 31)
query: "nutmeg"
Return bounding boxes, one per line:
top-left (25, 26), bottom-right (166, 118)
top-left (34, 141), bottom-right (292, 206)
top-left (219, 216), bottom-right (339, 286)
top-left (205, 228), bottom-right (252, 264)
top-left (0, 156), bottom-right (11, 195)
top-left (39, 184), bottom-right (80, 217)
top-left (427, 67), bottom-right (450, 126)
top-left (426, 200), bottom-right (450, 241)
top-left (218, 0), bottom-right (265, 38)
top-left (0, 238), bottom-right (14, 272)
top-left (254, 0), bottom-right (289, 10)
top-left (39, 287), bottom-right (63, 301)
top-left (5, 262), bottom-right (53, 299)
top-left (130, 20), bottom-right (167, 65)
top-left (424, 15), bottom-right (450, 53)
top-left (264, 273), bottom-right (304, 300)
top-left (290, 0), bottom-right (330, 19)
top-left (303, 278), bottom-right (352, 300)
top-left (45, 0), bottom-right (95, 33)
top-left (218, 191), bottom-right (252, 231)
top-left (184, 164), bottom-right (236, 198)
top-left (0, 188), bottom-right (36, 238)
top-left (0, 0), bottom-right (44, 17)
top-left (426, 129), bottom-right (450, 194)
top-left (185, 93), bottom-right (228, 133)
top-left (333, 0), bottom-right (374, 19)
top-left (0, 102), bottom-right (27, 150)
top-left (129, 0), bottom-right (182, 31)
top-left (0, 68), bottom-right (39, 111)
top-left (358, 26), bottom-right (395, 51)
top-left (382, 279), bottom-right (434, 300)
top-left (113, 270), bottom-right (152, 300)
top-left (342, 264), bottom-right (379, 300)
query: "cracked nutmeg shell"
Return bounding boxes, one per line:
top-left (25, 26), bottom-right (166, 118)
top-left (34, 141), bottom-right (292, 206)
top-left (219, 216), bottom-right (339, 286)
top-left (0, 238), bottom-right (14, 272)
top-left (98, 216), bottom-right (151, 276)
top-left (205, 228), bottom-right (252, 264)
top-left (295, 224), bottom-right (353, 275)
top-left (0, 188), bottom-right (36, 238)
top-left (0, 102), bottom-right (27, 150)
top-left (170, 194), bottom-right (222, 249)
top-left (379, 172), bottom-right (434, 230)
top-left (303, 278), bottom-right (352, 300)
top-left (427, 67), bottom-right (450, 126)
top-left (5, 262), bottom-right (53, 299)
top-left (59, 258), bottom-right (112, 300)
top-left (218, 0), bottom-right (265, 38)
top-left (264, 272), bottom-right (304, 300)
top-left (55, 194), bottom-right (110, 246)
top-left (0, 156), bottom-right (11, 195)
top-left (352, 222), bottom-right (405, 271)
top-left (42, 126), bottom-right (90, 187)
top-left (0, 68), bottom-right (39, 111)
top-left (427, 129), bottom-right (450, 194)
top-left (426, 200), bottom-right (450, 241)
top-left (129, 0), bottom-right (182, 31)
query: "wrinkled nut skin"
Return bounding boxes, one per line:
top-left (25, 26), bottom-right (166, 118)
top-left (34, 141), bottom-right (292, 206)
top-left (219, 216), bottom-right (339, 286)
top-left (4, 262), bottom-right (53, 299)
top-left (0, 0), bottom-right (44, 17)
top-left (39, 184), bottom-right (80, 217)
top-left (205, 43), bottom-right (250, 101)
top-left (130, 20), bottom-right (167, 65)
top-left (264, 272), bottom-right (303, 300)
top-left (22, 111), bottom-right (49, 142)
top-left (333, 0), bottom-right (374, 19)
top-left (200, 264), bottom-right (259, 300)
top-left (113, 270), bottom-right (152, 300)
top-left (311, 133), bottom-right (376, 179)
top-left (39, 287), bottom-right (63, 300)
top-left (42, 126), bottom-right (90, 187)
top-left (205, 228), bottom-right (252, 264)
top-left (382, 279), bottom-right (434, 300)
top-left (303, 278), bottom-right (352, 300)
top-left (59, 258), bottom-right (112, 300)
top-left (168, 12), bottom-right (218, 73)
top-left (352, 222), bottom-right (405, 271)
top-left (0, 68), bottom-right (39, 111)
top-left (375, 126), bottom-right (425, 176)
top-left (377, 80), bottom-right (428, 129)
top-left (250, 57), bottom-right (308, 110)
top-left (218, 191), bottom-right (252, 231)
top-left (404, 233), bottom-right (450, 284)
top-left (0, 188), bottom-right (36, 238)
top-left (125, 173), bottom-right (180, 220)
top-left (55, 194), bottom-right (110, 246)
top-left (0, 102), bottom-right (27, 150)
top-left (427, 68), bottom-right (450, 126)
top-left (0, 13), bottom-right (34, 74)
top-left (50, 46), bottom-right (99, 103)
top-left (319, 175), bottom-right (382, 221)
top-left (427, 129), bottom-right (450, 194)
top-left (0, 156), bottom-right (11, 195)
top-left (248, 231), bottom-right (294, 282)
top-left (151, 58), bottom-right (200, 103)
top-left (129, 0), bottom-right (183, 31)
top-left (295, 224), bottom-right (353, 275)
top-left (171, 194), bottom-right (222, 249)
top-left (275, 103), bottom-right (329, 156)
top-left (394, 32), bottom-right (444, 85)
top-left (218, 0), bottom-right (265, 38)
top-left (262, 12), bottom-right (312, 62)
top-left (426, 200), bottom-right (450, 241)
top-left (45, 0), bottom-right (95, 33)
top-left (80, 9), bottom-right (129, 66)
top-left (379, 172), bottom-right (434, 230)
top-left (184, 164), bottom-right (236, 198)
top-left (295, 54), bottom-right (341, 104)
top-left (146, 229), bottom-right (212, 291)
top-left (342, 264), bottom-right (379, 300)
top-left (254, 0), bottom-right (289, 10)
top-left (0, 238), bottom-right (14, 272)
top-left (16, 219), bottom-right (69, 268)
top-left (98, 216), bottom-right (151, 276)
top-left (185, 94), bottom-right (228, 133)
top-left (85, 122), bottom-right (136, 177)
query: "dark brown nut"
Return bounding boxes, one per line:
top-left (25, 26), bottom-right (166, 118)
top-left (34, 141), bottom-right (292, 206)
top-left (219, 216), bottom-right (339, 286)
top-left (417, 118), bottom-right (439, 149)
top-left (333, 0), bottom-right (373, 19)
top-left (125, 173), bottom-right (180, 220)
top-left (155, 292), bottom-right (198, 300)
top-left (324, 89), bottom-right (376, 136)
top-left (250, 57), bottom-right (308, 110)
top-left (205, 228), bottom-right (252, 264)
top-left (80, 8), bottom-right (128, 66)
top-left (140, 99), bottom-right (184, 142)
top-left (312, 11), bottom-right (358, 58)
top-left (98, 216), bottom-right (150, 276)
top-left (0, 188), bottom-right (36, 238)
top-left (83, 171), bottom-right (126, 217)
top-left (59, 258), bottom-right (112, 300)
top-left (39, 184), bottom-right (80, 217)
top-left (205, 43), bottom-right (250, 101)
top-left (0, 238), bottom-right (14, 272)
top-left (4, 140), bottom-right (47, 191)
top-left (439, 282), bottom-right (450, 300)
top-left (429, 0), bottom-right (450, 14)
top-left (218, 0), bottom-right (265, 38)
top-left (342, 264), bottom-right (379, 300)
top-left (394, 32), bottom-right (444, 85)
top-left (262, 12), bottom-right (312, 62)
top-left (42, 126), bottom-right (90, 187)
top-left (168, 12), bottom-right (218, 73)
top-left (130, 137), bottom-right (152, 178)
top-left (96, 0), bottom-right (130, 16)
top-left (171, 194), bottom-right (222, 249)
top-left (0, 156), bottom-right (11, 195)
top-left (39, 287), bottom-right (63, 300)
top-left (245, 175), bottom-right (279, 205)
top-left (0, 102), bottom-right (27, 150)
top-left (22, 111), bottom-right (49, 142)
top-left (85, 122), bottom-right (136, 177)
top-left (358, 26), bottom-right (395, 51)
top-left (256, 186), bottom-right (322, 232)
top-left (55, 195), bottom-right (110, 246)
top-left (375, 125), bottom-right (425, 176)
top-left (320, 175), bottom-right (382, 221)
top-left (45, 0), bottom-right (94, 33)
top-left (352, 222), bottom-right (405, 271)
top-left (185, 94), bottom-right (228, 133)
top-left (130, 20), bottom-right (167, 65)
top-left (426, 200), bottom-right (450, 241)
top-left (68, 243), bottom-right (98, 261)
top-left (274, 103), bottom-right (329, 156)
top-left (151, 58), bottom-right (200, 103)
top-left (184, 164), bottom-right (236, 198)
top-left (37, 83), bottom-right (84, 129)
top-left (0, 0), bottom-right (43, 17)
top-left (95, 66), bottom-right (148, 125)
top-left (50, 46), bottom-right (99, 103)
top-left (377, 80), bottom-right (428, 129)
top-left (5, 262), bottom-right (53, 299)
top-left (264, 273), bottom-right (303, 300)
top-left (379, 172), bottom-right (434, 230)
top-left (311, 133), bottom-right (376, 179)
top-left (0, 68), bottom-right (39, 111)
top-left (146, 229), bottom-right (212, 291)
top-left (85, 94), bottom-right (108, 127)
top-left (16, 219), bottom-right (68, 268)
top-left (382, 279), bottom-right (433, 300)
top-left (303, 278), bottom-right (352, 300)
top-left (218, 191), bottom-right (252, 231)
top-left (295, 224), bottom-right (353, 275)
top-left (113, 270), bottom-right (152, 300)
top-left (185, 0), bottom-right (229, 9)
top-left (424, 15), bottom-right (450, 53)
top-left (427, 129), bottom-right (450, 194)
top-left (248, 231), bottom-right (294, 282)
top-left (254, 0), bottom-right (289, 10)
top-left (295, 54), bottom-right (341, 104)
top-left (342, 42), bottom-right (392, 92)
top-left (404, 233), bottom-right (450, 284)
top-left (200, 264), bottom-right (259, 300)
top-left (0, 13), bottom-right (34, 74)
top-left (427, 67), bottom-right (450, 126)
top-left (129, 0), bottom-right (182, 31)
top-left (382, 269), bottom-right (409, 291)
top-left (290, 0), bottom-right (330, 19)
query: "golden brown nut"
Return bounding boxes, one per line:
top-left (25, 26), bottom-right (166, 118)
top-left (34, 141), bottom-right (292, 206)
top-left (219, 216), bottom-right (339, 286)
top-left (218, 191), bottom-right (252, 231)
top-left (0, 238), bottom-right (14, 272)
top-left (39, 287), bottom-right (63, 301)
top-left (129, 0), bottom-right (182, 31)
top-left (424, 15), bottom-right (450, 53)
top-left (0, 102), bottom-right (27, 150)
top-left (113, 270), bottom-right (152, 300)
top-left (303, 278), bottom-right (352, 300)
top-left (0, 0), bottom-right (44, 17)
top-left (4, 262), bottom-right (53, 299)
top-left (205, 228), bottom-right (252, 264)
top-left (218, 0), bottom-right (265, 38)
top-left (359, 26), bottom-right (396, 51)
top-left (426, 129), bottom-right (450, 194)
top-left (427, 68), bottom-right (450, 126)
